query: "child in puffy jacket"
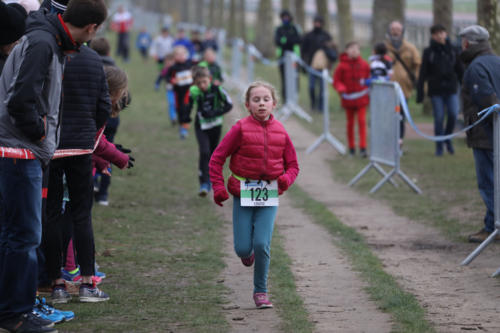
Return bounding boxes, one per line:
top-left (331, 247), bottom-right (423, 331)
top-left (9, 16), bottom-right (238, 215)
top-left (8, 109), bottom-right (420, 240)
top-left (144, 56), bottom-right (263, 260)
top-left (209, 81), bottom-right (299, 309)
top-left (333, 41), bottom-right (370, 157)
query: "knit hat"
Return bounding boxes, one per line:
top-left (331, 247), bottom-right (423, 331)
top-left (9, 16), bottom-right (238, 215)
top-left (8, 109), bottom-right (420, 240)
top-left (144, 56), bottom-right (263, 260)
top-left (0, 2), bottom-right (28, 45)
top-left (459, 25), bottom-right (490, 43)
top-left (50, 0), bottom-right (69, 14)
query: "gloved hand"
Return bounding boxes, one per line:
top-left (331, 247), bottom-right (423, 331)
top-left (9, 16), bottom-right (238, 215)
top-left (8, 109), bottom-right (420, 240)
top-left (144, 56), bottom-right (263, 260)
top-left (127, 156), bottom-right (135, 168)
top-left (115, 144), bottom-right (131, 154)
top-left (214, 189), bottom-right (229, 207)
top-left (278, 175), bottom-right (289, 192)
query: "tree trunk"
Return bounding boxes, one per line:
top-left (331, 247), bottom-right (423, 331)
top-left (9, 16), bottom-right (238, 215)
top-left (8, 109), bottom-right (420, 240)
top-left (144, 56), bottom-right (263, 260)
top-left (371, 0), bottom-right (405, 44)
top-left (477, 0), bottom-right (500, 54)
top-left (227, 0), bottom-right (237, 39)
top-left (255, 0), bottom-right (274, 57)
top-left (209, 0), bottom-right (216, 27)
top-left (433, 0), bottom-right (452, 34)
top-left (282, 0), bottom-right (291, 11)
top-left (335, 0), bottom-right (353, 48)
top-left (181, 1), bottom-right (189, 22)
top-left (238, 0), bottom-right (247, 41)
top-left (195, 0), bottom-right (205, 26)
top-left (316, 0), bottom-right (330, 29)
top-left (215, 0), bottom-right (225, 28)
top-left (294, 0), bottom-right (305, 31)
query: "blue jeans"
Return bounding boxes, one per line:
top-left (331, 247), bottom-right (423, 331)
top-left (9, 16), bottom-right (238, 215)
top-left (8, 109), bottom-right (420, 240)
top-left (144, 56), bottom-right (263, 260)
top-left (232, 197), bottom-right (277, 293)
top-left (431, 94), bottom-right (459, 152)
top-left (308, 72), bottom-right (324, 111)
top-left (472, 148), bottom-right (494, 232)
top-left (0, 158), bottom-right (42, 321)
top-left (166, 89), bottom-right (177, 122)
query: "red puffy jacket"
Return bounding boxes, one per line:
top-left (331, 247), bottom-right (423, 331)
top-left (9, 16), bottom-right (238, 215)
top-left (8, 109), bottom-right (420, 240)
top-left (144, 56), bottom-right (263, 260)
top-left (209, 114), bottom-right (299, 197)
top-left (333, 53), bottom-right (370, 109)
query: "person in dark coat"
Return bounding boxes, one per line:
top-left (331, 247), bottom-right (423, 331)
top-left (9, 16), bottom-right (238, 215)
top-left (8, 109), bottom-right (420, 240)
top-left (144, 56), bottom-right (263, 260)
top-left (459, 25), bottom-right (500, 243)
top-left (301, 15), bottom-right (336, 111)
top-left (274, 9), bottom-right (301, 103)
top-left (417, 24), bottom-right (464, 156)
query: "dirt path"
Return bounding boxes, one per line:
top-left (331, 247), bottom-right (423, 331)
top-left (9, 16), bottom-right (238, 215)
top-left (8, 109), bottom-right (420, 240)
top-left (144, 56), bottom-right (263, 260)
top-left (217, 97), bottom-right (392, 332)
top-left (285, 117), bottom-right (500, 332)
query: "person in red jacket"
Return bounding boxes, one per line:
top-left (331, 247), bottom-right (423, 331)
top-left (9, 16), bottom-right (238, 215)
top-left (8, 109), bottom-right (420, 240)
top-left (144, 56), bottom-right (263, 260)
top-left (333, 41), bottom-right (370, 157)
top-left (209, 81), bottom-right (299, 309)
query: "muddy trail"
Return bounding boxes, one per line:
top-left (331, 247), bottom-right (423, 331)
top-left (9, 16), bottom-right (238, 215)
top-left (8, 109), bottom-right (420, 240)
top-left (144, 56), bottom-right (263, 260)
top-left (285, 117), bottom-right (500, 332)
top-left (216, 101), bottom-right (392, 332)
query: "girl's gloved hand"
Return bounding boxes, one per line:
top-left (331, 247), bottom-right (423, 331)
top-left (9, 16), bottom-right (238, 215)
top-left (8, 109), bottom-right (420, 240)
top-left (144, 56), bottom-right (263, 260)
top-left (214, 189), bottom-right (229, 207)
top-left (278, 175), bottom-right (289, 192)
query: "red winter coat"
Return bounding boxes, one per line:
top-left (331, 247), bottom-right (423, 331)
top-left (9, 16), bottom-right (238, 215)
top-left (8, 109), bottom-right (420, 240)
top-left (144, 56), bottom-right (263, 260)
top-left (209, 114), bottom-right (299, 197)
top-left (333, 53), bottom-right (370, 109)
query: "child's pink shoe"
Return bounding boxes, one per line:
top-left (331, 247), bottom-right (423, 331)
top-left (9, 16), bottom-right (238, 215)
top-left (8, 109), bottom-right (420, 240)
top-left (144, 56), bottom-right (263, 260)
top-left (253, 292), bottom-right (273, 309)
top-left (241, 253), bottom-right (254, 267)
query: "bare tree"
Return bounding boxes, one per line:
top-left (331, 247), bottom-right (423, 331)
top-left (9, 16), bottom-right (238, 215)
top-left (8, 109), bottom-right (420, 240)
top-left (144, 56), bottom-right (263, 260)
top-left (255, 0), bottom-right (274, 57)
top-left (371, 0), bottom-right (405, 44)
top-left (238, 0), bottom-right (247, 41)
top-left (477, 0), bottom-right (500, 54)
top-left (316, 0), bottom-right (330, 29)
top-left (335, 0), bottom-right (353, 48)
top-left (215, 0), bottom-right (225, 28)
top-left (227, 0), bottom-right (237, 39)
top-left (209, 0), bottom-right (216, 27)
top-left (294, 0), bottom-right (305, 30)
top-left (282, 0), bottom-right (291, 11)
top-left (433, 0), bottom-right (452, 34)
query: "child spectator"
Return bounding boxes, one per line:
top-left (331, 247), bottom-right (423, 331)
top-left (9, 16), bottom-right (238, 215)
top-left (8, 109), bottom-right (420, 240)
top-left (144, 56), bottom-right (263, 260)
top-left (149, 26), bottom-right (174, 71)
top-left (136, 27), bottom-right (152, 61)
top-left (166, 45), bottom-right (193, 139)
top-left (189, 66), bottom-right (232, 196)
top-left (369, 42), bottom-right (393, 81)
top-left (333, 41), bottom-right (371, 157)
top-left (209, 81), bottom-right (299, 309)
top-left (198, 48), bottom-right (223, 86)
top-left (155, 54), bottom-right (178, 125)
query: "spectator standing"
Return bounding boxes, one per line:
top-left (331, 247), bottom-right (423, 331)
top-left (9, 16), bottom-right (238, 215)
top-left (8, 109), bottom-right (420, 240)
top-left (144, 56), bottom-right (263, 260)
top-left (459, 25), bottom-right (500, 243)
top-left (385, 21), bottom-right (421, 144)
top-left (301, 15), bottom-right (336, 112)
top-left (111, 4), bottom-right (133, 62)
top-left (274, 9), bottom-right (301, 103)
top-left (149, 26), bottom-right (174, 71)
top-left (0, 1), bottom-right (107, 331)
top-left (417, 24), bottom-right (464, 156)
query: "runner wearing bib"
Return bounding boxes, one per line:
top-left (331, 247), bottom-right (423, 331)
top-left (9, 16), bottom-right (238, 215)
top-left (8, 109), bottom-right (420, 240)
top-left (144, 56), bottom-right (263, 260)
top-left (209, 81), bottom-right (299, 309)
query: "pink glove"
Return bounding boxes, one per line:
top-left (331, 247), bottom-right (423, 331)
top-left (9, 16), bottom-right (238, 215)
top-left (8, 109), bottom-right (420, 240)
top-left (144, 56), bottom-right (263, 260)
top-left (214, 189), bottom-right (229, 207)
top-left (278, 175), bottom-right (289, 192)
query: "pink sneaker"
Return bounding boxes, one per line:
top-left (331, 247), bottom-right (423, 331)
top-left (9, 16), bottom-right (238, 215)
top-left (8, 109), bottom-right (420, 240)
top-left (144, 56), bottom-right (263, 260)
top-left (253, 292), bottom-right (273, 309)
top-left (241, 253), bottom-right (255, 267)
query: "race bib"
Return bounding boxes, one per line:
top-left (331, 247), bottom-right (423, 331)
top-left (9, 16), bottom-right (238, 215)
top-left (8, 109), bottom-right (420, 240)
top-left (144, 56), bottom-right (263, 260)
top-left (240, 180), bottom-right (279, 207)
top-left (175, 70), bottom-right (193, 86)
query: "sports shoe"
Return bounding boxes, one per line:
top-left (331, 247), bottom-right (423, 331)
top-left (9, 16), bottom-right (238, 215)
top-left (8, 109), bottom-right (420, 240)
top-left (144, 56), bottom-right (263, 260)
top-left (253, 292), bottom-right (273, 309)
top-left (198, 183), bottom-right (210, 197)
top-left (96, 199), bottom-right (109, 206)
top-left (79, 283), bottom-right (110, 302)
top-left (241, 253), bottom-right (255, 267)
top-left (33, 299), bottom-right (65, 324)
top-left (61, 267), bottom-right (81, 285)
top-left (36, 297), bottom-right (74, 322)
top-left (95, 270), bottom-right (106, 279)
top-left (468, 229), bottom-right (500, 243)
top-left (51, 285), bottom-right (71, 304)
top-left (360, 148), bottom-right (367, 158)
top-left (179, 127), bottom-right (188, 140)
top-left (0, 312), bottom-right (57, 333)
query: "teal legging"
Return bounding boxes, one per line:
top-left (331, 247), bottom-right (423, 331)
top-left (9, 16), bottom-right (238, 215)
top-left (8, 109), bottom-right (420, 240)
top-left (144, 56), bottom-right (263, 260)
top-left (232, 196), bottom-right (278, 293)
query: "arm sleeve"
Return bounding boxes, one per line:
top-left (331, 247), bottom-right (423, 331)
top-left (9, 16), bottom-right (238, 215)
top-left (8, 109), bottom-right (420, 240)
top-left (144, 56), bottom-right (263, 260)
top-left (416, 49), bottom-right (427, 103)
top-left (219, 87), bottom-right (233, 114)
top-left (466, 64), bottom-right (500, 110)
top-left (333, 66), bottom-right (346, 93)
top-left (209, 122), bottom-right (242, 193)
top-left (94, 134), bottom-right (129, 169)
top-left (281, 132), bottom-right (299, 186)
top-left (7, 40), bottom-right (53, 141)
top-left (95, 69), bottom-right (111, 129)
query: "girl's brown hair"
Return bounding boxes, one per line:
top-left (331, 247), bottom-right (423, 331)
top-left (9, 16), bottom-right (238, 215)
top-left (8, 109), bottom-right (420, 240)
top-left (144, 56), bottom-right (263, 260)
top-left (244, 81), bottom-right (279, 105)
top-left (104, 66), bottom-right (128, 117)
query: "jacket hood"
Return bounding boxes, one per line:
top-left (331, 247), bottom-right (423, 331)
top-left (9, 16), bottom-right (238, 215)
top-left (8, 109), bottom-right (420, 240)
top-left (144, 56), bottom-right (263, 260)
top-left (460, 40), bottom-right (493, 65)
top-left (25, 9), bottom-right (79, 52)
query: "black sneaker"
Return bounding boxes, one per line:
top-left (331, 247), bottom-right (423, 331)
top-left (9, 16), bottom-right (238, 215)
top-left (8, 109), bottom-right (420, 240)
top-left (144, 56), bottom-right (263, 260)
top-left (360, 148), bottom-right (368, 158)
top-left (0, 312), bottom-right (57, 332)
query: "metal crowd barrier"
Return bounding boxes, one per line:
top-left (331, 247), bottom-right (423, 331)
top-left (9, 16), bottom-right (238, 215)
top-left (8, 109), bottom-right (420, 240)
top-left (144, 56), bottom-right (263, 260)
top-left (349, 81), bottom-right (422, 194)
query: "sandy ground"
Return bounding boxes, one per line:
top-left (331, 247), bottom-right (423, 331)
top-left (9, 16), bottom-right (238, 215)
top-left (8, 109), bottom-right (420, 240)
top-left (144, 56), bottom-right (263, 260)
top-left (285, 117), bottom-right (500, 332)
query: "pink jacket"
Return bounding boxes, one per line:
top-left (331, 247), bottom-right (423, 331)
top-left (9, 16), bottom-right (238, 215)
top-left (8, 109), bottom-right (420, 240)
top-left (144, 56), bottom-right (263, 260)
top-left (209, 114), bottom-right (299, 197)
top-left (92, 134), bottom-right (129, 174)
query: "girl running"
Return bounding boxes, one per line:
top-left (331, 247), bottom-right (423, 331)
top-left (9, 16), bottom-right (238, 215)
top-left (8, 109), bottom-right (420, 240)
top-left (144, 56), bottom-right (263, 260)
top-left (209, 81), bottom-right (299, 308)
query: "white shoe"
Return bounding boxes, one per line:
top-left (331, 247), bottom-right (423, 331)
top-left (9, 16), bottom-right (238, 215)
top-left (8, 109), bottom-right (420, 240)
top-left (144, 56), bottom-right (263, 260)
top-left (96, 200), bottom-right (109, 206)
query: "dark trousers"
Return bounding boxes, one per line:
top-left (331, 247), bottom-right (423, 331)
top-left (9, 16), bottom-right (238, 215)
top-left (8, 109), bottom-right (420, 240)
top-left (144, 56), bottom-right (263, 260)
top-left (195, 123), bottom-right (222, 185)
top-left (0, 158), bottom-right (42, 321)
top-left (96, 117), bottom-right (119, 202)
top-left (472, 148), bottom-right (495, 232)
top-left (43, 155), bottom-right (95, 280)
top-left (116, 32), bottom-right (130, 61)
